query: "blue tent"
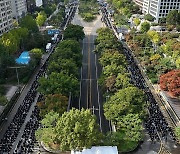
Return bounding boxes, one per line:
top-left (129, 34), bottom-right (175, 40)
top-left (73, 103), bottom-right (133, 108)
top-left (15, 51), bottom-right (30, 65)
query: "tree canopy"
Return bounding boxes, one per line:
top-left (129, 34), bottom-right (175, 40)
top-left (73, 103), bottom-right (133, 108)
top-left (19, 15), bottom-right (39, 33)
top-left (99, 49), bottom-right (126, 67)
top-left (55, 108), bottom-right (102, 151)
top-left (38, 72), bottom-right (79, 97)
top-left (104, 86), bottom-right (146, 122)
top-left (36, 11), bottom-right (47, 26)
top-left (160, 70), bottom-right (180, 97)
top-left (64, 24), bottom-right (85, 40)
top-left (37, 94), bottom-right (68, 117)
top-left (166, 10), bottom-right (179, 26)
top-left (140, 22), bottom-right (150, 33)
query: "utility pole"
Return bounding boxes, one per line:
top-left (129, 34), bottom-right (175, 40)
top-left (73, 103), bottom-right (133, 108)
top-left (8, 66), bottom-right (25, 92)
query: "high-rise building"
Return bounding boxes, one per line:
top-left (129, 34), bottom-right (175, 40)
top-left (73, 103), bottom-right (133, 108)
top-left (0, 0), bottom-right (13, 36)
top-left (134, 0), bottom-right (180, 22)
top-left (10, 0), bottom-right (27, 19)
top-left (133, 0), bottom-right (144, 8)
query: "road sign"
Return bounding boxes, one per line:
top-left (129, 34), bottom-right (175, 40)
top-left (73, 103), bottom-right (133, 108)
top-left (47, 29), bottom-right (60, 35)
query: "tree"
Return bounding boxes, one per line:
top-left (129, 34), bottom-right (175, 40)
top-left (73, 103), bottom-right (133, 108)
top-left (175, 58), bottom-right (180, 69)
top-left (147, 30), bottom-right (160, 45)
top-left (1, 32), bottom-right (19, 54)
top-left (115, 73), bottom-right (132, 89)
top-left (99, 49), bottom-right (126, 67)
top-left (144, 14), bottom-right (155, 22)
top-left (54, 40), bottom-right (82, 67)
top-left (133, 18), bottom-right (140, 28)
top-left (48, 58), bottom-right (79, 77)
top-left (55, 108), bottom-right (102, 151)
top-left (38, 72), bottom-right (79, 97)
top-left (95, 27), bottom-right (123, 53)
top-left (0, 95), bottom-right (8, 106)
top-left (36, 11), bottom-right (47, 26)
top-left (57, 39), bottom-right (81, 54)
top-left (117, 114), bottom-right (143, 142)
top-left (53, 47), bottom-right (82, 68)
top-left (103, 63), bottom-right (126, 77)
top-left (64, 24), bottom-right (85, 40)
top-left (166, 10), bottom-right (179, 25)
top-left (160, 70), bottom-right (180, 97)
top-left (147, 30), bottom-right (160, 51)
top-left (140, 22), bottom-right (150, 33)
top-left (104, 86), bottom-right (146, 122)
top-left (37, 94), bottom-right (68, 117)
top-left (30, 48), bottom-right (43, 61)
top-left (35, 111), bottom-right (59, 147)
top-left (19, 15), bottom-right (39, 33)
top-left (104, 100), bottom-right (130, 123)
top-left (175, 126), bottom-right (180, 140)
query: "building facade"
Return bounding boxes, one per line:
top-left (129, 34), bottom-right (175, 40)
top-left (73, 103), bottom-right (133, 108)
top-left (0, 0), bottom-right (13, 36)
top-left (10, 0), bottom-right (27, 19)
top-left (134, 0), bottom-right (180, 22)
top-left (26, 0), bottom-right (36, 14)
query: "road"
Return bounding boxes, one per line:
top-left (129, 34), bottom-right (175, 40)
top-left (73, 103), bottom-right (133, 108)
top-left (72, 10), bottom-right (111, 133)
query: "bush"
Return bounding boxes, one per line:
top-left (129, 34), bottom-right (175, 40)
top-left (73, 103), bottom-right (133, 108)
top-left (167, 25), bottom-right (175, 31)
top-left (0, 95), bottom-right (8, 106)
top-left (83, 13), bottom-right (96, 22)
top-left (151, 22), bottom-right (159, 26)
top-left (144, 14), bottom-right (155, 22)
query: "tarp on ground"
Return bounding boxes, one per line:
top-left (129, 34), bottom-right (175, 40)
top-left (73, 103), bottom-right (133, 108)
top-left (71, 146), bottom-right (118, 154)
top-left (15, 51), bottom-right (30, 65)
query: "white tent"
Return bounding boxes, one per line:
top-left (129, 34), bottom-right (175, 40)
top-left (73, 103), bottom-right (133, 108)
top-left (71, 146), bottom-right (118, 154)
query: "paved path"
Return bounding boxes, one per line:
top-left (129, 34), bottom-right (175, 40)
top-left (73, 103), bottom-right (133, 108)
top-left (72, 8), bottom-right (111, 133)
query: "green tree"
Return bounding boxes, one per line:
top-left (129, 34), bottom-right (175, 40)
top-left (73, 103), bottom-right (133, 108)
top-left (0, 95), bottom-right (8, 106)
top-left (175, 126), bottom-right (180, 140)
top-left (147, 30), bottom-right (160, 51)
top-left (104, 100), bottom-right (130, 123)
top-left (64, 24), bottom-right (85, 40)
top-left (57, 39), bottom-right (81, 54)
top-left (35, 111), bottom-right (59, 147)
top-left (140, 22), bottom-right (150, 33)
top-left (48, 58), bottom-right (79, 77)
top-left (115, 73), bottom-right (132, 89)
top-left (117, 114), bottom-right (143, 142)
top-left (19, 15), bottom-right (39, 33)
top-left (37, 94), bottom-right (68, 117)
top-left (55, 108), bottom-right (102, 151)
top-left (166, 10), bottom-right (179, 25)
top-left (144, 14), bottom-right (155, 22)
top-left (104, 86), bottom-right (146, 122)
top-left (95, 27), bottom-right (123, 53)
top-left (30, 48), bottom-right (43, 60)
top-left (147, 30), bottom-right (160, 45)
top-left (133, 18), bottom-right (140, 28)
top-left (103, 63), bottom-right (126, 77)
top-left (36, 11), bottom-right (47, 26)
top-left (99, 49), bottom-right (126, 67)
top-left (38, 72), bottom-right (79, 97)
top-left (1, 32), bottom-right (19, 54)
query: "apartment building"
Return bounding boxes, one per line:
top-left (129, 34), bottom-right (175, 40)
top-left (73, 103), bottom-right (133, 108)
top-left (133, 0), bottom-right (144, 8)
top-left (134, 0), bottom-right (180, 22)
top-left (26, 0), bottom-right (36, 14)
top-left (10, 0), bottom-right (27, 19)
top-left (0, 0), bottom-right (13, 36)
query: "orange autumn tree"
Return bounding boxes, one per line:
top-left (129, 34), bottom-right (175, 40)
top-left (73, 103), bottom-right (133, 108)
top-left (160, 70), bottom-right (180, 97)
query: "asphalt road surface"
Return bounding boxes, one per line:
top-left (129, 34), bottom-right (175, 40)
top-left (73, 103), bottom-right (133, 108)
top-left (72, 10), bottom-right (111, 133)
